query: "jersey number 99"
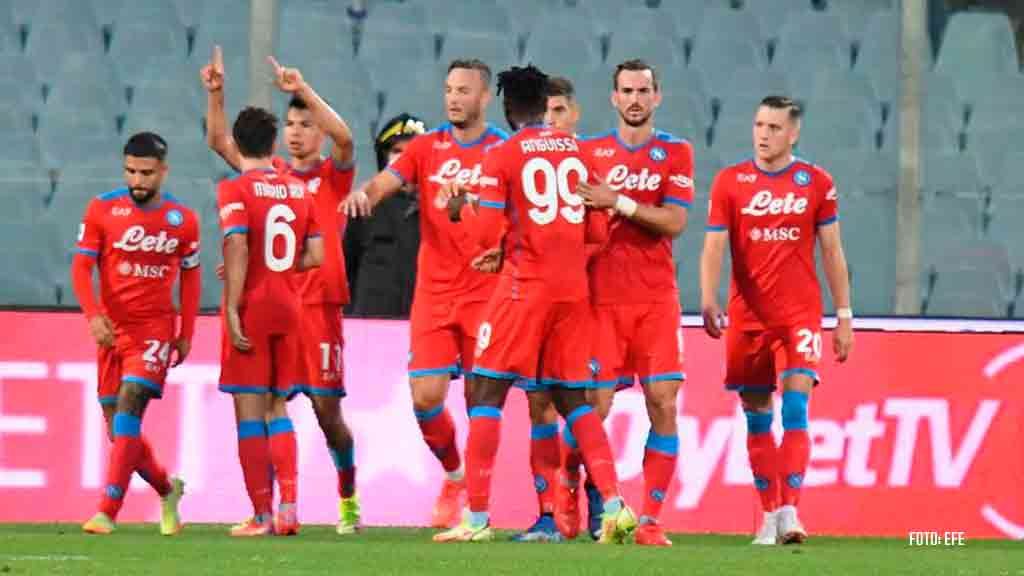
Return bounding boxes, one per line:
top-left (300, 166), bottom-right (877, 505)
top-left (522, 157), bottom-right (587, 226)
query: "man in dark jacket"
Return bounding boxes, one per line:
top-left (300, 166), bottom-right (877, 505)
top-left (344, 114), bottom-right (426, 317)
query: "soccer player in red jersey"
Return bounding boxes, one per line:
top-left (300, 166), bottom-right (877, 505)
top-left (74, 132), bottom-right (200, 535)
top-left (432, 65), bottom-right (635, 544)
top-left (558, 59), bottom-right (693, 546)
top-left (341, 59), bottom-right (508, 528)
top-left (203, 48), bottom-right (362, 534)
top-left (700, 96), bottom-right (854, 545)
top-left (216, 107), bottom-right (324, 537)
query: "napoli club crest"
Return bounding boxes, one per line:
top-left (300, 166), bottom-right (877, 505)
top-left (649, 147), bottom-right (667, 162)
top-left (166, 209), bottom-right (184, 227)
top-left (794, 170), bottom-right (811, 187)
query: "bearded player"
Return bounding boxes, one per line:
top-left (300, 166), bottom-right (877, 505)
top-left (75, 132), bottom-right (199, 535)
top-left (341, 59), bottom-right (508, 528)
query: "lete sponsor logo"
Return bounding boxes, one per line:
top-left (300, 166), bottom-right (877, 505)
top-left (426, 159), bottom-right (495, 187)
top-left (606, 165), bottom-right (662, 192)
top-left (112, 226), bottom-right (179, 254)
top-left (740, 190), bottom-right (809, 217)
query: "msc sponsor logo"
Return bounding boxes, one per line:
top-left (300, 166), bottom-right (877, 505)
top-left (117, 261), bottom-right (172, 279)
top-left (749, 226), bottom-right (801, 242)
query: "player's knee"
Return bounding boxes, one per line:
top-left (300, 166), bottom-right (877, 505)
top-left (527, 393), bottom-right (556, 425)
top-left (410, 375), bottom-right (448, 411)
top-left (589, 389), bottom-right (614, 419)
top-left (781, 389), bottom-right (809, 430)
top-left (644, 387), bottom-right (677, 421)
top-left (116, 382), bottom-right (150, 416)
top-left (739, 391), bottom-right (772, 414)
top-left (469, 377), bottom-right (508, 408)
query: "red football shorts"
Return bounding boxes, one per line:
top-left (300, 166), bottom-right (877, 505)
top-left (97, 318), bottom-right (176, 405)
top-left (724, 321), bottom-right (823, 392)
top-left (219, 321), bottom-right (303, 399)
top-left (294, 303), bottom-right (346, 398)
top-left (591, 300), bottom-right (685, 390)
top-left (408, 291), bottom-right (487, 379)
top-left (471, 297), bottom-right (595, 390)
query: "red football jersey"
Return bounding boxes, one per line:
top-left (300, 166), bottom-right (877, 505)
top-left (707, 158), bottom-right (838, 329)
top-left (580, 129), bottom-right (694, 304)
top-left (472, 125), bottom-right (601, 302)
top-left (271, 156), bottom-right (354, 305)
top-left (217, 168), bottom-right (320, 334)
top-left (388, 122), bottom-right (508, 301)
top-left (76, 188), bottom-right (201, 325)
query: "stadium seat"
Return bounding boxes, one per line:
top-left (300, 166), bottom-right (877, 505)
top-left (708, 67), bottom-right (790, 126)
top-left (24, 20), bottom-right (104, 84)
top-left (921, 151), bottom-right (984, 198)
top-left (0, 4), bottom-right (19, 52)
top-left (360, 28), bottom-right (437, 94)
top-left (521, 18), bottom-right (602, 76)
top-left (854, 12), bottom-right (903, 106)
top-left (190, 2), bottom-right (250, 61)
top-left (0, 251), bottom-right (58, 306)
top-left (0, 135), bottom-right (44, 178)
top-left (699, 5), bottom-right (763, 45)
top-left (0, 178), bottom-right (49, 224)
top-left (440, 31), bottom-right (519, 76)
top-left (920, 195), bottom-right (984, 263)
top-left (277, 3), bottom-right (354, 65)
top-left (924, 240), bottom-right (1013, 318)
top-left (985, 196), bottom-right (1024, 269)
top-left (0, 55), bottom-right (41, 100)
top-left (427, 0), bottom-right (512, 37)
top-left (45, 53), bottom-right (126, 117)
top-left (840, 194), bottom-right (897, 314)
top-left (0, 105), bottom-right (35, 135)
top-left (595, 5), bottom-right (680, 50)
top-left (710, 113), bottom-right (755, 166)
top-left (743, 0), bottom-right (816, 40)
top-left (108, 24), bottom-right (189, 86)
top-left (811, 69), bottom-right (881, 113)
top-left (692, 40), bottom-right (769, 96)
top-left (798, 98), bottom-right (875, 153)
top-left (966, 127), bottom-right (1024, 180)
top-left (994, 153), bottom-right (1024, 196)
top-left (823, 0), bottom-right (895, 43)
top-left (771, 11), bottom-right (849, 97)
top-left (935, 11), bottom-right (1020, 104)
top-left (363, 0), bottom-right (429, 35)
top-left (123, 101), bottom-right (204, 144)
top-left (967, 93), bottom-right (1024, 133)
top-left (379, 63), bottom-right (447, 131)
top-left (40, 135), bottom-right (124, 178)
top-left (92, 0), bottom-right (183, 30)
top-left (653, 0), bottom-right (707, 42)
top-left (605, 28), bottom-right (683, 74)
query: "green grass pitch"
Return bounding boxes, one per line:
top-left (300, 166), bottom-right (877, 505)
top-left (1, 524), bottom-right (1022, 575)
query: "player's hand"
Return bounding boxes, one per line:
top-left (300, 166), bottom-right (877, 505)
top-left (267, 56), bottom-right (306, 94)
top-left (171, 338), bottom-right (191, 367)
top-left (577, 177), bottom-right (618, 210)
top-left (833, 318), bottom-right (854, 363)
top-left (225, 308), bottom-right (252, 352)
top-left (215, 263), bottom-right (225, 280)
top-left (701, 302), bottom-right (726, 339)
top-left (200, 45), bottom-right (225, 93)
top-left (89, 315), bottom-right (115, 348)
top-left (471, 247), bottom-right (503, 273)
top-left (341, 188), bottom-right (372, 218)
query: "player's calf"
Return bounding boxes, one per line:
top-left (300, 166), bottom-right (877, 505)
top-left (639, 380), bottom-right (680, 529)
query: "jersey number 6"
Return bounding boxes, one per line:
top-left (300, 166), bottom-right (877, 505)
top-left (265, 203), bottom-right (298, 272)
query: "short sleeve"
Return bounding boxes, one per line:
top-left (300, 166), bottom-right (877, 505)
top-left (386, 134), bottom-right (424, 186)
top-left (324, 157), bottom-right (356, 203)
top-left (76, 199), bottom-right (104, 259)
top-left (815, 167), bottom-right (839, 228)
top-left (217, 181), bottom-right (249, 237)
top-left (305, 194), bottom-right (322, 239)
top-left (180, 210), bottom-right (201, 269)
top-left (706, 170), bottom-right (731, 231)
top-left (662, 142), bottom-right (694, 209)
top-left (476, 148), bottom-right (508, 210)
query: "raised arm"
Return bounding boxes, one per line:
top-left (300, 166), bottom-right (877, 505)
top-left (267, 56), bottom-right (354, 167)
top-left (201, 45), bottom-right (242, 171)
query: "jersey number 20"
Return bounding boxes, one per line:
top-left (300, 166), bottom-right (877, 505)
top-left (265, 204), bottom-right (297, 272)
top-left (522, 157), bottom-right (587, 226)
